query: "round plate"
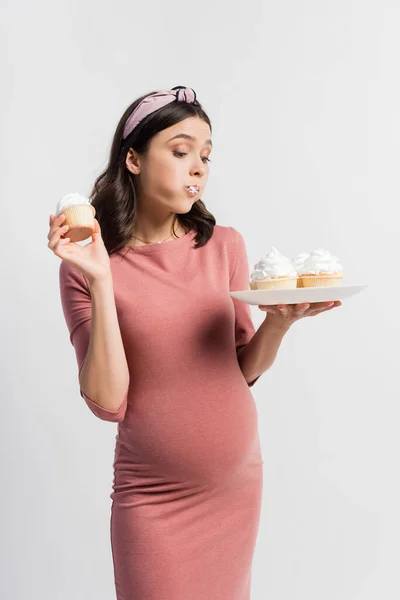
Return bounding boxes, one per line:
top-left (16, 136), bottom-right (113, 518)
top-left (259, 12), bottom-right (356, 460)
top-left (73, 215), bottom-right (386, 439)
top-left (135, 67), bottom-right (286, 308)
top-left (230, 284), bottom-right (368, 306)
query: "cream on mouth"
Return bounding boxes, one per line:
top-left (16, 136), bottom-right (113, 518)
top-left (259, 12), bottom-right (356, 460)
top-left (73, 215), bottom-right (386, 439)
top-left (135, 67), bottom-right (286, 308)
top-left (185, 185), bottom-right (200, 196)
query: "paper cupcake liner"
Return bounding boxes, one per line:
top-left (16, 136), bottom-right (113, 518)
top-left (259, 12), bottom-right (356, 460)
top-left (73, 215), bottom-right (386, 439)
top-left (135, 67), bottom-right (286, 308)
top-left (59, 204), bottom-right (95, 228)
top-left (300, 273), bottom-right (344, 287)
top-left (250, 276), bottom-right (298, 290)
top-left (56, 204), bottom-right (96, 242)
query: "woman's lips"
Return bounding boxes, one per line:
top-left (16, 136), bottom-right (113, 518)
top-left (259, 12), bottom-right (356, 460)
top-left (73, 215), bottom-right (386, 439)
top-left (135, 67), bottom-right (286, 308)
top-left (185, 185), bottom-right (200, 196)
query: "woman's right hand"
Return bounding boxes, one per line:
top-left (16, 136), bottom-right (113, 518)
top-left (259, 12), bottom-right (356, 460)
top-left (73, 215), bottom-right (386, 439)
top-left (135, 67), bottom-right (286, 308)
top-left (47, 213), bottom-right (112, 285)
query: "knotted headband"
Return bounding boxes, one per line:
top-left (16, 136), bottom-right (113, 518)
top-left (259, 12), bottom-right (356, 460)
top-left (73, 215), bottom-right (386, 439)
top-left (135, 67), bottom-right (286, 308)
top-left (122, 86), bottom-right (198, 140)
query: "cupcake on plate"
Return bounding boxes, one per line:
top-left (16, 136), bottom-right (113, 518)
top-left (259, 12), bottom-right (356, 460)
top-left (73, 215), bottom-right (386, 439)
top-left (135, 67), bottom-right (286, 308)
top-left (297, 248), bottom-right (344, 287)
top-left (250, 246), bottom-right (298, 290)
top-left (55, 192), bottom-right (96, 243)
top-left (291, 252), bottom-right (310, 288)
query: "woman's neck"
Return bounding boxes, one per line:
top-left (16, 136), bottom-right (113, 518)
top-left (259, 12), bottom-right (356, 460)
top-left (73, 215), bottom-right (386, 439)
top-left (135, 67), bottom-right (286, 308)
top-left (129, 220), bottom-right (187, 246)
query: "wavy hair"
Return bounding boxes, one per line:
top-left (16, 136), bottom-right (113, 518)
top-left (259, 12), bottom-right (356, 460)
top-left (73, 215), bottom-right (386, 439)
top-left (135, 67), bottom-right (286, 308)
top-left (88, 90), bottom-right (216, 256)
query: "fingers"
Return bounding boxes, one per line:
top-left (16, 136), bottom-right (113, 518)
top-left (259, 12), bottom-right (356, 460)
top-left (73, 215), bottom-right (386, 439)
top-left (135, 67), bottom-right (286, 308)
top-left (48, 227), bottom-right (70, 251)
top-left (47, 213), bottom-right (70, 251)
top-left (311, 302), bottom-right (339, 312)
top-left (304, 301), bottom-right (341, 316)
top-left (295, 303), bottom-right (310, 313)
top-left (307, 301), bottom-right (335, 311)
top-left (307, 301), bottom-right (340, 311)
top-left (258, 301), bottom-right (341, 316)
top-left (48, 213), bottom-right (65, 239)
top-left (277, 303), bottom-right (310, 317)
top-left (91, 218), bottom-right (101, 240)
top-left (259, 302), bottom-right (309, 313)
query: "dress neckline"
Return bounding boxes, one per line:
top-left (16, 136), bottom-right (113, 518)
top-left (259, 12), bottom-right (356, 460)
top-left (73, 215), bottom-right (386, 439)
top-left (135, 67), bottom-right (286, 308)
top-left (119, 228), bottom-right (195, 254)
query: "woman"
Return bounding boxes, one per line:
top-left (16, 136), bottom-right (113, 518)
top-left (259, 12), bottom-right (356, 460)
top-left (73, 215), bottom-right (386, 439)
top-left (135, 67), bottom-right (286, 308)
top-left (47, 85), bottom-right (340, 599)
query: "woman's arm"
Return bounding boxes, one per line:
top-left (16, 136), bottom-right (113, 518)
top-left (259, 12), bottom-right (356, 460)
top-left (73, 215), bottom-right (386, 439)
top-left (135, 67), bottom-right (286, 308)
top-left (237, 318), bottom-right (289, 384)
top-left (238, 300), bottom-right (341, 384)
top-left (78, 273), bottom-right (130, 416)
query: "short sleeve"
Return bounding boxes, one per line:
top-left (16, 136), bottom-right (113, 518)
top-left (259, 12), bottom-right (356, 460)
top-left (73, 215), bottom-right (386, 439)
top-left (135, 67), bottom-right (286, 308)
top-left (229, 228), bottom-right (261, 388)
top-left (59, 260), bottom-right (127, 422)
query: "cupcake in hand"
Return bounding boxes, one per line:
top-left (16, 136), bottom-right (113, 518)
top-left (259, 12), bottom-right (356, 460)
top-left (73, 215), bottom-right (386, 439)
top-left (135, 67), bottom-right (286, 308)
top-left (297, 248), bottom-right (344, 287)
top-left (55, 192), bottom-right (96, 243)
top-left (250, 246), bottom-right (298, 290)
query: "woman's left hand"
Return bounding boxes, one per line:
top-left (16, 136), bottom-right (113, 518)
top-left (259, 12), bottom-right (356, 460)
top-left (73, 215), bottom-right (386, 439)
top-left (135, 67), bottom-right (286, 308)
top-left (258, 300), bottom-right (342, 330)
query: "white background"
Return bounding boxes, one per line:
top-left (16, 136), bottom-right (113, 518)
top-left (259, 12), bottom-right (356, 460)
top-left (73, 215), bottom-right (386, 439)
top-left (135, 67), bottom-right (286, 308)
top-left (1, 1), bottom-right (398, 598)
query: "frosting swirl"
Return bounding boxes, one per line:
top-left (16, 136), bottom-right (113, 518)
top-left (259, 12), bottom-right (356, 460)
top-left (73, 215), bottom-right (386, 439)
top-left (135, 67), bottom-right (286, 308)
top-left (291, 252), bottom-right (310, 274)
top-left (298, 248), bottom-right (343, 275)
top-left (55, 192), bottom-right (92, 217)
top-left (250, 246), bottom-right (298, 280)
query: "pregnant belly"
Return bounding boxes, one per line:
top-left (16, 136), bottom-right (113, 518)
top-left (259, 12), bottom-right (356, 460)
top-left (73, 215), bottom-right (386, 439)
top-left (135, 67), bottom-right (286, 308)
top-left (113, 378), bottom-right (262, 493)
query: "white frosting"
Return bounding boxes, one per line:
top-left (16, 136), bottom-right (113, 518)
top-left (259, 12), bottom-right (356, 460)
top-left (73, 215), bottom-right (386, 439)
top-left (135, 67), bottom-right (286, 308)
top-left (55, 192), bottom-right (92, 216)
top-left (298, 248), bottom-right (343, 275)
top-left (291, 252), bottom-right (310, 274)
top-left (250, 246), bottom-right (298, 280)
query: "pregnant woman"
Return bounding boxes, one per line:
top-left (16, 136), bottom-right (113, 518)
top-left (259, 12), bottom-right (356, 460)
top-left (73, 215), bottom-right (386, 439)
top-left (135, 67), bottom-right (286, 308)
top-left (47, 85), bottom-right (340, 599)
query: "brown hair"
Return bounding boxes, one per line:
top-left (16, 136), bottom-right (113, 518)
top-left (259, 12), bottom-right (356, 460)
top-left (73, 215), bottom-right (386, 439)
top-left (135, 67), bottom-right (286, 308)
top-left (89, 90), bottom-right (216, 256)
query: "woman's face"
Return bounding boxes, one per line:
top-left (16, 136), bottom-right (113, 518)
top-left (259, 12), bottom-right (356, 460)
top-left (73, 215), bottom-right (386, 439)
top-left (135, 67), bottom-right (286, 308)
top-left (126, 117), bottom-right (212, 216)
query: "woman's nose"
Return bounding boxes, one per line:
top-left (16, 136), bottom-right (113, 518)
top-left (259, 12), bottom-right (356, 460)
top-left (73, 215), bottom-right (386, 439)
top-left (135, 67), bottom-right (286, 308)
top-left (190, 162), bottom-right (206, 177)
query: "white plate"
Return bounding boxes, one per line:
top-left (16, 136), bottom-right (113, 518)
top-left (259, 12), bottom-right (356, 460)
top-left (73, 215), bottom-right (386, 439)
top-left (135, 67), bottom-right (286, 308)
top-left (230, 284), bottom-right (368, 306)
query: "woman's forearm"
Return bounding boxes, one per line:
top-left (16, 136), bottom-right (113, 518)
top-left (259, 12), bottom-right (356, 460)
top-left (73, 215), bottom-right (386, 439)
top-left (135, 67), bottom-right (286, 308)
top-left (79, 273), bottom-right (130, 412)
top-left (237, 318), bottom-right (289, 384)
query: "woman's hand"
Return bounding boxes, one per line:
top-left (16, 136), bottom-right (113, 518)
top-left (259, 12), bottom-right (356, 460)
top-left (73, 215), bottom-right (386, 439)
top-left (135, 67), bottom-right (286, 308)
top-left (258, 301), bottom-right (342, 330)
top-left (47, 213), bottom-right (111, 284)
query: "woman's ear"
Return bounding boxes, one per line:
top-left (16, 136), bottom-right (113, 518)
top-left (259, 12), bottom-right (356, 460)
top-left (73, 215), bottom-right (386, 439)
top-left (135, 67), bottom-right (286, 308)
top-left (125, 148), bottom-right (141, 175)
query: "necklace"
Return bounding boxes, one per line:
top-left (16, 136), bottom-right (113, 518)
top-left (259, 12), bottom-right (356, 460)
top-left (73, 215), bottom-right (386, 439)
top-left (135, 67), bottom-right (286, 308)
top-left (131, 232), bottom-right (175, 245)
top-left (130, 223), bottom-right (184, 245)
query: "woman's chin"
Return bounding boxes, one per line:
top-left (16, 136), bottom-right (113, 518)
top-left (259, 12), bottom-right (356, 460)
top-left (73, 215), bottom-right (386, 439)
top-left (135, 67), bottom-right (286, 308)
top-left (174, 198), bottom-right (197, 213)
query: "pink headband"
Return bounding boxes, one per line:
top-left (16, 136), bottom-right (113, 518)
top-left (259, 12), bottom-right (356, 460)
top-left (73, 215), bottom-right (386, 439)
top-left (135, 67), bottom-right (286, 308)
top-left (122, 85), bottom-right (198, 140)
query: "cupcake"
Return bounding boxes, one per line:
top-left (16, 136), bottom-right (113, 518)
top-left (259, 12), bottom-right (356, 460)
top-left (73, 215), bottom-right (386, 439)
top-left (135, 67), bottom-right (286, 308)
top-left (297, 248), bottom-right (344, 287)
top-left (55, 192), bottom-right (96, 243)
top-left (250, 246), bottom-right (298, 290)
top-left (291, 252), bottom-right (310, 288)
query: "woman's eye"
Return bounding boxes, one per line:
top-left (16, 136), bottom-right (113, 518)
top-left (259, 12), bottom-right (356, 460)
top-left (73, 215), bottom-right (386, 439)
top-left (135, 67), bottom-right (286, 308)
top-left (173, 151), bottom-right (211, 164)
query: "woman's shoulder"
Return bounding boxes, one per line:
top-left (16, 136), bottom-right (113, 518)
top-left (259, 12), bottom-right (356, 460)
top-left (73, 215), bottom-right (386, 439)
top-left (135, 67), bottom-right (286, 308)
top-left (210, 225), bottom-right (245, 269)
top-left (212, 224), bottom-right (241, 245)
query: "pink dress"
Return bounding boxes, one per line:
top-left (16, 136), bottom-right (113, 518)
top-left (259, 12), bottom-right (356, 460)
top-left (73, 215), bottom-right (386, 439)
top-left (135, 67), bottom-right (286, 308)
top-left (59, 224), bottom-right (263, 600)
